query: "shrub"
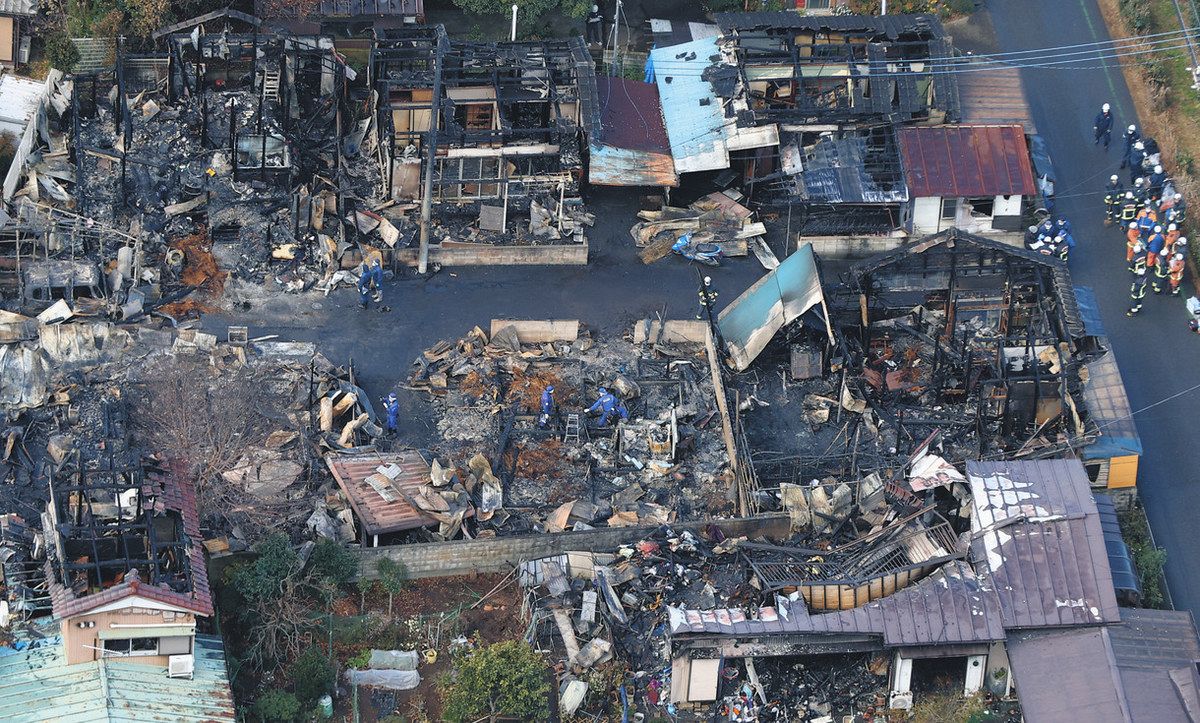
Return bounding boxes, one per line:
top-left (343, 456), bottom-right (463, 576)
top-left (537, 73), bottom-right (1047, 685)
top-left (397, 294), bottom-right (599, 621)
top-left (233, 533), bottom-right (301, 604)
top-left (441, 641), bottom-right (550, 722)
top-left (252, 688), bottom-right (301, 722)
top-left (44, 34), bottom-right (80, 73)
top-left (290, 648), bottom-right (336, 706)
top-left (376, 557), bottom-right (407, 617)
top-left (307, 538), bottom-right (357, 587)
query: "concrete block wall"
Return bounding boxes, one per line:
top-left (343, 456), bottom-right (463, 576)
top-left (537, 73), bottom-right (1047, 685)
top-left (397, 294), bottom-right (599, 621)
top-left (357, 514), bottom-right (792, 580)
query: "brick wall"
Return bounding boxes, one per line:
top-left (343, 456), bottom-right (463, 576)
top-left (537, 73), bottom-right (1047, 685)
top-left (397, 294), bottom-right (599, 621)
top-left (357, 514), bottom-right (792, 580)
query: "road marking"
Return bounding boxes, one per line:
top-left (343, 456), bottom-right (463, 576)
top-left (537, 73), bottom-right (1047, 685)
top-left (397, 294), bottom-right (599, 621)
top-left (1079, 0), bottom-right (1127, 118)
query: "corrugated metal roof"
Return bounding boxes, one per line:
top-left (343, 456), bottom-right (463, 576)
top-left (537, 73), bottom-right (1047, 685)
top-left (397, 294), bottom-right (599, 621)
top-left (0, 0), bottom-right (35, 15)
top-left (0, 74), bottom-right (42, 139)
top-left (1007, 627), bottom-right (1131, 723)
top-left (714, 12), bottom-right (943, 40)
top-left (652, 37), bottom-right (729, 174)
top-left (1073, 285), bottom-right (1107, 337)
top-left (1110, 608), bottom-right (1200, 722)
top-left (955, 66), bottom-right (1036, 133)
top-left (898, 125), bottom-right (1036, 198)
top-left (1093, 495), bottom-right (1140, 598)
top-left (318, 0), bottom-right (421, 15)
top-left (0, 634), bottom-right (235, 722)
top-left (325, 449), bottom-right (440, 536)
top-left (668, 560), bottom-right (1005, 648)
top-left (1082, 351), bottom-right (1143, 459)
top-left (589, 77), bottom-right (677, 187)
top-left (968, 459), bottom-right (1121, 629)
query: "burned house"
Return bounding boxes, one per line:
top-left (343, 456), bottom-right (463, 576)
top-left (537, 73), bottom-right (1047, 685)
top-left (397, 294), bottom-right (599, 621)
top-left (0, 20), bottom-right (398, 320)
top-left (0, 395), bottom-right (234, 720)
top-left (648, 13), bottom-right (960, 242)
top-left (256, 0), bottom-right (425, 36)
top-left (898, 124), bottom-right (1034, 236)
top-left (372, 27), bottom-right (596, 268)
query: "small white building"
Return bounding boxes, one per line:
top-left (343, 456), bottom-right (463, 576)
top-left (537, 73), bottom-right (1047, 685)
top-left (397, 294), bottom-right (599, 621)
top-left (898, 125), bottom-right (1034, 237)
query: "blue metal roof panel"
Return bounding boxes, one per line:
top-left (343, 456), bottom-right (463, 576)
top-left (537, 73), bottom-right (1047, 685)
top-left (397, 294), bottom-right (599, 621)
top-left (1081, 351), bottom-right (1143, 459)
top-left (0, 634), bottom-right (235, 722)
top-left (651, 38), bottom-right (730, 174)
top-left (1073, 286), bottom-right (1107, 337)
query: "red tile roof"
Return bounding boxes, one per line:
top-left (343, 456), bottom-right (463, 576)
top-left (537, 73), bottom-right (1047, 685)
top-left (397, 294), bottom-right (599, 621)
top-left (326, 449), bottom-right (441, 536)
top-left (48, 467), bottom-right (214, 620)
top-left (898, 124), bottom-right (1035, 198)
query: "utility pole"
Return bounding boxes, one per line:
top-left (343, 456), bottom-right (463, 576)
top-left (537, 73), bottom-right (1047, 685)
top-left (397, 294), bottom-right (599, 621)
top-left (418, 32), bottom-right (446, 274)
top-left (511, 4), bottom-right (518, 42)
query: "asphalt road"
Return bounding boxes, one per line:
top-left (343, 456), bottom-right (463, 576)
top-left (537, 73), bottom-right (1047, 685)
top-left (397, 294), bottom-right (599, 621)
top-left (984, 0), bottom-right (1200, 613)
top-left (203, 186), bottom-right (771, 448)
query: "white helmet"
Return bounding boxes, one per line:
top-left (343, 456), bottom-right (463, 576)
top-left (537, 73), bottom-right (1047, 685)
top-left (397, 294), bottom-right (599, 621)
top-left (1135, 141), bottom-right (1145, 149)
top-left (703, 276), bottom-right (712, 285)
top-left (1130, 221), bottom-right (1139, 229)
top-left (1155, 165), bottom-right (1163, 174)
top-left (1177, 253), bottom-right (1185, 260)
top-left (1134, 242), bottom-right (1144, 252)
top-left (1176, 193), bottom-right (1184, 200)
top-left (1155, 225), bottom-right (1163, 233)
top-left (1110, 175), bottom-right (1118, 182)
top-left (1135, 178), bottom-right (1144, 186)
top-left (1128, 124), bottom-right (1137, 132)
top-left (1102, 103), bottom-right (1111, 112)
top-left (1169, 223), bottom-right (1177, 231)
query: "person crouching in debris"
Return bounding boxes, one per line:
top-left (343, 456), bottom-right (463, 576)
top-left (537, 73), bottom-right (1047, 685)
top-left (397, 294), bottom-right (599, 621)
top-left (588, 387), bottom-right (629, 427)
top-left (538, 386), bottom-right (555, 429)
top-left (383, 392), bottom-right (400, 433)
top-left (1128, 242), bottom-right (1149, 316)
top-left (357, 258), bottom-right (384, 309)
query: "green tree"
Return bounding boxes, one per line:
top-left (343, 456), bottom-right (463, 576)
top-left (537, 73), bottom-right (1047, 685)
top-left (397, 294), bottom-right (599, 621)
top-left (451, 0), bottom-right (589, 30)
top-left (44, 34), bottom-right (81, 73)
top-left (307, 538), bottom-right (357, 587)
top-left (375, 557), bottom-right (407, 617)
top-left (252, 688), bottom-right (301, 722)
top-left (356, 574), bottom-right (375, 613)
top-left (234, 533), bottom-right (301, 603)
top-left (441, 641), bottom-right (551, 722)
top-left (290, 648), bottom-right (336, 707)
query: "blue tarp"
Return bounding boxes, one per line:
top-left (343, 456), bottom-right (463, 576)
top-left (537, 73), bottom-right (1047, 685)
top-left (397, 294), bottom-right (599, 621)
top-left (1074, 286), bottom-right (1107, 338)
top-left (718, 244), bottom-right (830, 371)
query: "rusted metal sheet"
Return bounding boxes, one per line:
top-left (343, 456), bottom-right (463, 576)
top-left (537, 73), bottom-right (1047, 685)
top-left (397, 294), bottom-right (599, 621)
top-left (589, 77), bottom-right (678, 187)
top-left (325, 450), bottom-right (439, 536)
top-left (898, 125), bottom-right (1035, 199)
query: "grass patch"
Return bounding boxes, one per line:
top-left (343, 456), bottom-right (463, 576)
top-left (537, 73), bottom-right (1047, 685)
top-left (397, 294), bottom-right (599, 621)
top-left (1119, 504), bottom-right (1169, 608)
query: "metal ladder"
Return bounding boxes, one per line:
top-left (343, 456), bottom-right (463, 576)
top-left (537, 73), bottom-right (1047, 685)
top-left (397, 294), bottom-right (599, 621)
top-left (563, 413), bottom-right (584, 444)
top-left (261, 69), bottom-right (281, 102)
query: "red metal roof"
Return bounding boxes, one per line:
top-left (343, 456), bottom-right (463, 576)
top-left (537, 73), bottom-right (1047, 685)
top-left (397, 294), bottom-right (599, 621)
top-left (325, 450), bottom-right (441, 536)
top-left (590, 77), bottom-right (678, 188)
top-left (898, 125), bottom-right (1035, 198)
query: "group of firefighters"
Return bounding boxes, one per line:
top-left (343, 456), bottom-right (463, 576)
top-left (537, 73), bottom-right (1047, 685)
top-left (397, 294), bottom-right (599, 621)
top-left (1098, 118), bottom-right (1190, 315)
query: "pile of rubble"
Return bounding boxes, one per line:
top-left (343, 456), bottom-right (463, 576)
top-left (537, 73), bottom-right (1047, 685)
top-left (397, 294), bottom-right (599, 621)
top-left (633, 191), bottom-right (771, 265)
top-left (402, 322), bottom-right (736, 538)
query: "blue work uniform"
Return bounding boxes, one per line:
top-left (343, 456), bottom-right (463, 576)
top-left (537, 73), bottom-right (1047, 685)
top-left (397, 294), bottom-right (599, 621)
top-left (384, 396), bottom-right (400, 432)
top-left (588, 392), bottom-right (629, 427)
top-left (1094, 110), bottom-right (1113, 147)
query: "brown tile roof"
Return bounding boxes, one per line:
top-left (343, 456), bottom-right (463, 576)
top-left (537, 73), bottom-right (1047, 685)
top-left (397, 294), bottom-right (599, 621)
top-left (325, 449), bottom-right (439, 536)
top-left (48, 466), bottom-right (213, 620)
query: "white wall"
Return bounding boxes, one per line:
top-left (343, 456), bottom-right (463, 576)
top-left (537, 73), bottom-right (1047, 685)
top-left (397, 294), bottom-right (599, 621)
top-left (912, 196), bottom-right (943, 235)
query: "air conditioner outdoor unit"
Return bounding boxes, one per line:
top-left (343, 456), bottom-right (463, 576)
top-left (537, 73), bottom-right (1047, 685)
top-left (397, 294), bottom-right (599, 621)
top-left (168, 654), bottom-right (195, 679)
top-left (18, 36), bottom-right (30, 65)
